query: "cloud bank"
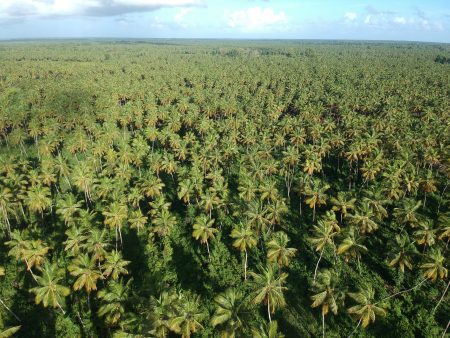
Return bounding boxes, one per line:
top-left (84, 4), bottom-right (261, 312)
top-left (225, 6), bottom-right (287, 31)
top-left (0, 0), bottom-right (203, 21)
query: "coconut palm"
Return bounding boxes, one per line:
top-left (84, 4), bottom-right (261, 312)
top-left (56, 193), bottom-right (83, 226)
top-left (266, 231), bottom-right (297, 267)
top-left (101, 250), bottom-right (130, 280)
top-left (152, 209), bottom-right (177, 238)
top-left (251, 320), bottom-right (285, 338)
top-left (393, 199), bottom-right (422, 228)
top-left (211, 288), bottom-right (249, 338)
top-left (97, 278), bottom-right (131, 327)
top-left (30, 262), bottom-right (70, 314)
top-left (63, 225), bottom-right (87, 256)
top-left (169, 293), bottom-right (205, 338)
top-left (250, 264), bottom-right (288, 322)
top-left (336, 227), bottom-right (368, 267)
top-left (148, 291), bottom-right (179, 338)
top-left (85, 228), bottom-right (109, 262)
top-left (303, 179), bottom-right (330, 221)
top-left (330, 192), bottom-right (356, 223)
top-left (348, 202), bottom-right (379, 234)
top-left (309, 220), bottom-right (337, 281)
top-left (310, 269), bottom-right (344, 338)
top-left (420, 249), bottom-right (448, 281)
top-left (347, 286), bottom-right (387, 328)
top-left (25, 184), bottom-right (52, 216)
top-left (387, 234), bottom-right (417, 273)
top-left (103, 202), bottom-right (128, 249)
top-left (68, 253), bottom-right (103, 293)
top-left (192, 214), bottom-right (218, 260)
top-left (231, 223), bottom-right (257, 280)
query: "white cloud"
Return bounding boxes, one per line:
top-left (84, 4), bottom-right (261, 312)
top-left (174, 7), bottom-right (192, 26)
top-left (0, 0), bottom-right (203, 20)
top-left (344, 12), bottom-right (357, 22)
top-left (393, 16), bottom-right (407, 25)
top-left (225, 6), bottom-right (287, 31)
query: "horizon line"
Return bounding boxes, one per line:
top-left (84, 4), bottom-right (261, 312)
top-left (0, 37), bottom-right (449, 44)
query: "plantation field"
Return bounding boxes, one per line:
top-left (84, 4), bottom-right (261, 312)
top-left (0, 40), bottom-right (449, 337)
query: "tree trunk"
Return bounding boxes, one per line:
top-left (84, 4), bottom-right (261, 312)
top-left (244, 249), bottom-right (248, 280)
top-left (0, 297), bottom-right (20, 321)
top-left (206, 240), bottom-right (211, 261)
top-left (267, 297), bottom-right (271, 322)
top-left (322, 311), bottom-right (325, 338)
top-left (433, 280), bottom-right (450, 314)
top-left (313, 249), bottom-right (324, 282)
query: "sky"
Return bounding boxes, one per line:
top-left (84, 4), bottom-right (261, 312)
top-left (0, 0), bottom-right (449, 42)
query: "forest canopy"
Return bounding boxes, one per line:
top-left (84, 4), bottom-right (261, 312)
top-left (0, 40), bottom-right (449, 337)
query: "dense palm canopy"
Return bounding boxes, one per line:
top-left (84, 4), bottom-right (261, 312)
top-left (0, 40), bottom-right (448, 337)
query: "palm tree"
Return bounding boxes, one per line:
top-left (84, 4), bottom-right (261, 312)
top-left (348, 202), bottom-right (379, 234)
top-left (169, 293), bottom-right (205, 338)
top-left (303, 179), bottom-right (330, 221)
top-left (347, 286), bottom-right (386, 329)
top-left (309, 220), bottom-right (337, 282)
top-left (25, 184), bottom-right (52, 216)
top-left (101, 250), bottom-right (130, 280)
top-left (420, 249), bottom-right (448, 281)
top-left (85, 228), bottom-right (109, 262)
top-left (231, 223), bottom-right (257, 280)
top-left (68, 253), bottom-right (103, 293)
top-left (192, 214), bottom-right (218, 260)
top-left (64, 226), bottom-right (88, 256)
top-left (211, 288), bottom-right (249, 338)
top-left (152, 209), bottom-right (177, 238)
top-left (330, 192), bottom-right (356, 223)
top-left (178, 178), bottom-right (195, 204)
top-left (393, 199), bottom-right (422, 228)
top-left (0, 186), bottom-right (16, 236)
top-left (310, 269), bottom-right (344, 338)
top-left (250, 264), bottom-right (288, 322)
top-left (336, 227), bottom-right (368, 267)
top-left (6, 231), bottom-right (49, 279)
top-left (139, 173), bottom-right (165, 199)
top-left (30, 262), bottom-right (70, 314)
top-left (387, 234), bottom-right (417, 273)
top-left (97, 278), bottom-right (131, 327)
top-left (56, 193), bottom-right (83, 226)
top-left (103, 202), bottom-right (128, 249)
top-left (414, 219), bottom-right (437, 251)
top-left (266, 232), bottom-right (297, 267)
top-left (148, 291), bottom-right (178, 338)
top-left (128, 209), bottom-right (148, 234)
top-left (251, 320), bottom-right (285, 338)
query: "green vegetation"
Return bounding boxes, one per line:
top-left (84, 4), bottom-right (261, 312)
top-left (0, 40), bottom-right (449, 337)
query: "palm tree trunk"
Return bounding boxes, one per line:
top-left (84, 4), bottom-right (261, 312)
top-left (347, 317), bottom-right (362, 338)
top-left (267, 297), bottom-right (271, 322)
top-left (441, 320), bottom-right (449, 338)
top-left (57, 301), bottom-right (66, 315)
top-left (0, 297), bottom-right (20, 321)
top-left (206, 240), bottom-right (211, 261)
top-left (313, 203), bottom-right (316, 222)
top-left (244, 249), bottom-right (248, 280)
top-left (433, 280), bottom-right (450, 314)
top-left (314, 249), bottom-right (324, 282)
top-left (377, 277), bottom-right (427, 304)
top-left (322, 311), bottom-right (325, 338)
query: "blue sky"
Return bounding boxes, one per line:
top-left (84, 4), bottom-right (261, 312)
top-left (0, 0), bottom-right (449, 42)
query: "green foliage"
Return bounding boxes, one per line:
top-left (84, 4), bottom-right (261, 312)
top-left (0, 40), bottom-right (448, 337)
